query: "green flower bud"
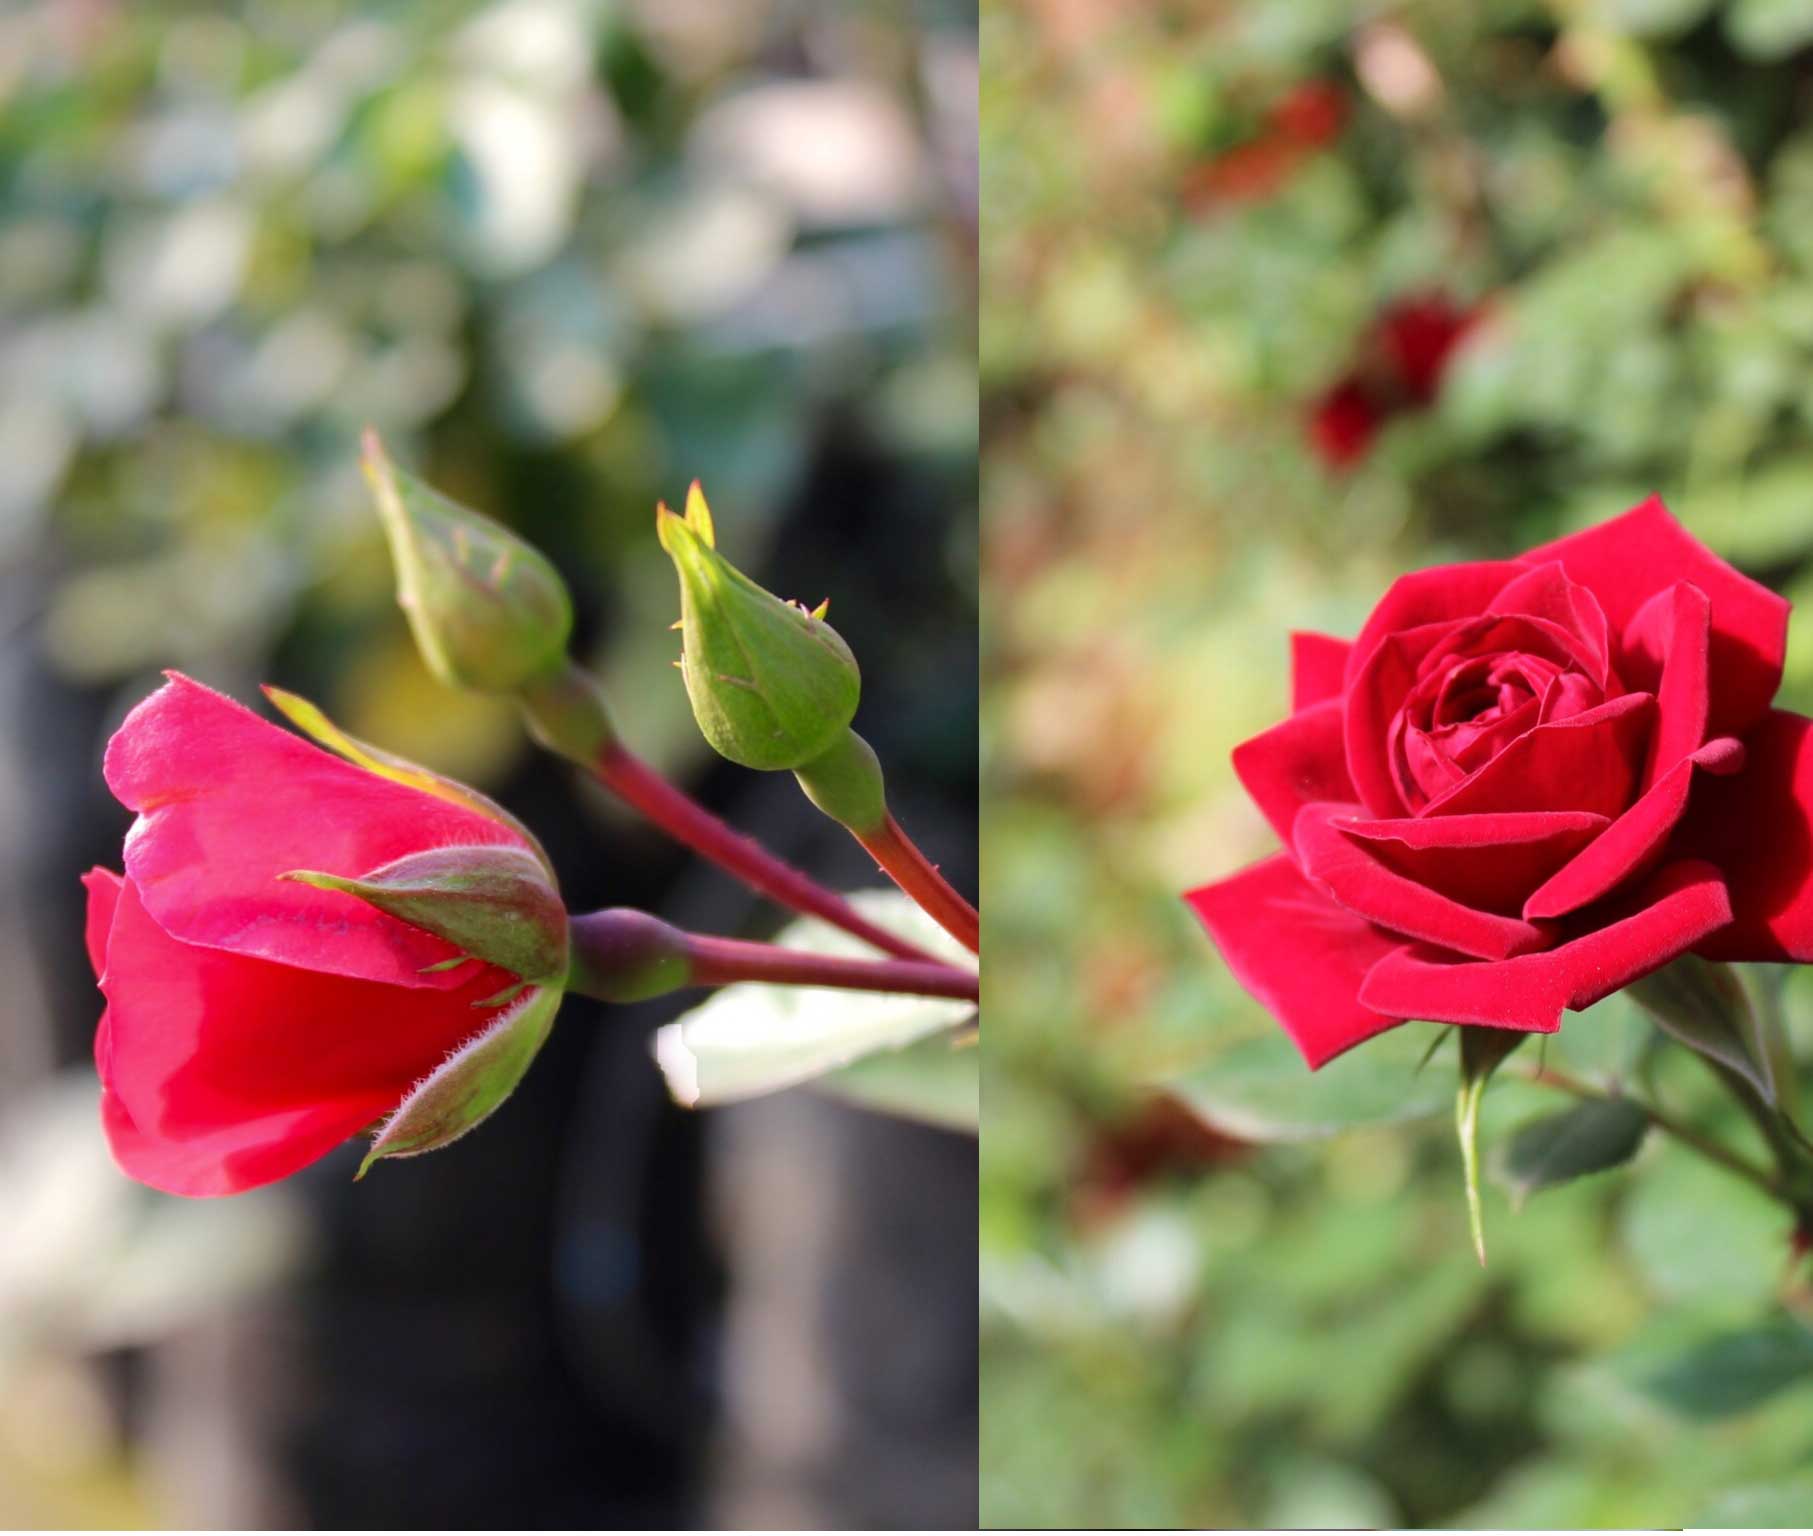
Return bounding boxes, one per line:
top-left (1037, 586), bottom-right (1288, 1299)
top-left (657, 483), bottom-right (860, 771)
top-left (284, 844), bottom-right (568, 984)
top-left (363, 429), bottom-right (573, 695)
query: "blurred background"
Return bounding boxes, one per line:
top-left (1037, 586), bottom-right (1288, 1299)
top-left (981, 0), bottom-right (1813, 1528)
top-left (0, 0), bottom-right (976, 1527)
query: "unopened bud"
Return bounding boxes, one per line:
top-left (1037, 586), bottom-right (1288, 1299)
top-left (363, 429), bottom-right (573, 694)
top-left (657, 483), bottom-right (860, 771)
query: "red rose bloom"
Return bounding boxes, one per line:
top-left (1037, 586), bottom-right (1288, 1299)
top-left (86, 673), bottom-right (542, 1197)
top-left (1186, 499), bottom-right (1807, 1067)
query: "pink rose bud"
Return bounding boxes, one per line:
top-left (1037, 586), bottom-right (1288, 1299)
top-left (86, 672), bottom-right (566, 1197)
top-left (1185, 497), bottom-right (1801, 1068)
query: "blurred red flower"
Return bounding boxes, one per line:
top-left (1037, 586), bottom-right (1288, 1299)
top-left (1308, 294), bottom-right (1480, 468)
top-left (1183, 79), bottom-right (1350, 210)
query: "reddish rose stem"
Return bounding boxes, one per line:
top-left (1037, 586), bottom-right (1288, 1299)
top-left (594, 746), bottom-right (936, 964)
top-left (852, 814), bottom-right (979, 955)
top-left (683, 933), bottom-right (978, 1002)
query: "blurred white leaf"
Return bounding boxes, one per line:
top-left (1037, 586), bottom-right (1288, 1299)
top-left (652, 889), bottom-right (977, 1112)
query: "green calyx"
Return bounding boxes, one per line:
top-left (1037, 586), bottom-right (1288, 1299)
top-left (357, 984), bottom-right (562, 1177)
top-left (793, 727), bottom-right (888, 834)
top-left (284, 843), bottom-right (568, 984)
top-left (657, 483), bottom-right (860, 771)
top-left (363, 428), bottom-right (574, 695)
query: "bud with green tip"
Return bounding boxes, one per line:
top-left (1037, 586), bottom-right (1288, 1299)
top-left (284, 844), bottom-right (569, 985)
top-left (363, 428), bottom-right (574, 694)
top-left (657, 482), bottom-right (861, 771)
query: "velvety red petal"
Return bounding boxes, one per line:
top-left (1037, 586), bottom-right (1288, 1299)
top-left (1344, 561), bottom-right (1530, 688)
top-left (1231, 698), bottom-right (1357, 849)
top-left (1185, 854), bottom-right (1405, 1068)
top-left (1294, 802), bottom-right (1553, 960)
top-left (1527, 497), bottom-right (1787, 740)
top-left (1345, 619), bottom-right (1467, 815)
top-left (100, 877), bottom-right (514, 1143)
top-left (1359, 860), bottom-right (1733, 1031)
top-left (104, 673), bottom-right (525, 988)
top-left (1622, 581), bottom-right (1710, 789)
top-left (1488, 562), bottom-right (1613, 686)
top-left (1523, 736), bottom-right (1744, 921)
top-left (1423, 691), bottom-right (1653, 820)
top-left (1679, 709), bottom-right (1813, 962)
top-left (82, 867), bottom-right (123, 980)
top-left (100, 1079), bottom-right (390, 1198)
top-left (1335, 809), bottom-right (1608, 916)
top-left (1290, 631), bottom-right (1352, 712)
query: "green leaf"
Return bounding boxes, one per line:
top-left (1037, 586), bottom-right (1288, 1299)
top-left (651, 890), bottom-right (976, 1116)
top-left (1491, 1097), bottom-right (1650, 1207)
top-left (1605, 1315), bottom-right (1813, 1421)
top-left (1621, 1144), bottom-right (1790, 1305)
top-left (812, 1029), bottom-right (978, 1132)
top-left (1457, 1027), bottom-right (1527, 1264)
top-left (1696, 1476), bottom-right (1813, 1527)
top-left (1160, 1024), bottom-right (1451, 1144)
top-left (1625, 956), bottom-right (1776, 1106)
top-left (358, 985), bottom-right (561, 1175)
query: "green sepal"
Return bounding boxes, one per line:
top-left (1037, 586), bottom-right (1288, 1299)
top-left (285, 844), bottom-right (567, 983)
top-left (363, 428), bottom-right (574, 695)
top-left (657, 483), bottom-right (860, 771)
top-left (357, 985), bottom-right (562, 1176)
top-left (1457, 1026), bottom-right (1527, 1265)
top-left (1626, 955), bottom-right (1778, 1106)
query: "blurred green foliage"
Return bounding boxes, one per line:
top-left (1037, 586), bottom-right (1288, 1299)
top-left (981, 0), bottom-right (1813, 1525)
top-left (4, 0), bottom-right (977, 780)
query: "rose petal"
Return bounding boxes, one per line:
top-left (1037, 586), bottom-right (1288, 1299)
top-left (100, 1079), bottom-right (392, 1199)
top-left (100, 877), bottom-right (515, 1143)
top-left (1185, 854), bottom-right (1404, 1068)
top-left (1231, 698), bottom-right (1357, 849)
top-left (1422, 691), bottom-right (1653, 820)
top-left (1523, 736), bottom-right (1744, 921)
top-left (1336, 809), bottom-right (1608, 916)
top-left (1488, 562), bottom-right (1613, 686)
top-left (1679, 709), bottom-right (1813, 963)
top-left (82, 866), bottom-right (122, 980)
top-left (1344, 561), bottom-right (1531, 688)
top-left (1527, 496), bottom-right (1787, 740)
top-left (1295, 802), bottom-right (1554, 960)
top-left (104, 673), bottom-right (526, 988)
top-left (1291, 630), bottom-right (1352, 712)
top-left (1622, 581), bottom-right (1711, 789)
top-left (1346, 619), bottom-right (1469, 815)
top-left (1359, 860), bottom-right (1733, 1031)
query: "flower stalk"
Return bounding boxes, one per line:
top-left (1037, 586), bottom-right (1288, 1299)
top-left (565, 908), bottom-right (978, 1005)
top-left (519, 662), bottom-right (936, 963)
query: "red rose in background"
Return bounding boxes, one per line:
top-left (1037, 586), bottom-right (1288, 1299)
top-left (86, 674), bottom-right (541, 1197)
top-left (1308, 294), bottom-right (1479, 468)
top-left (1185, 499), bottom-right (1809, 1067)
